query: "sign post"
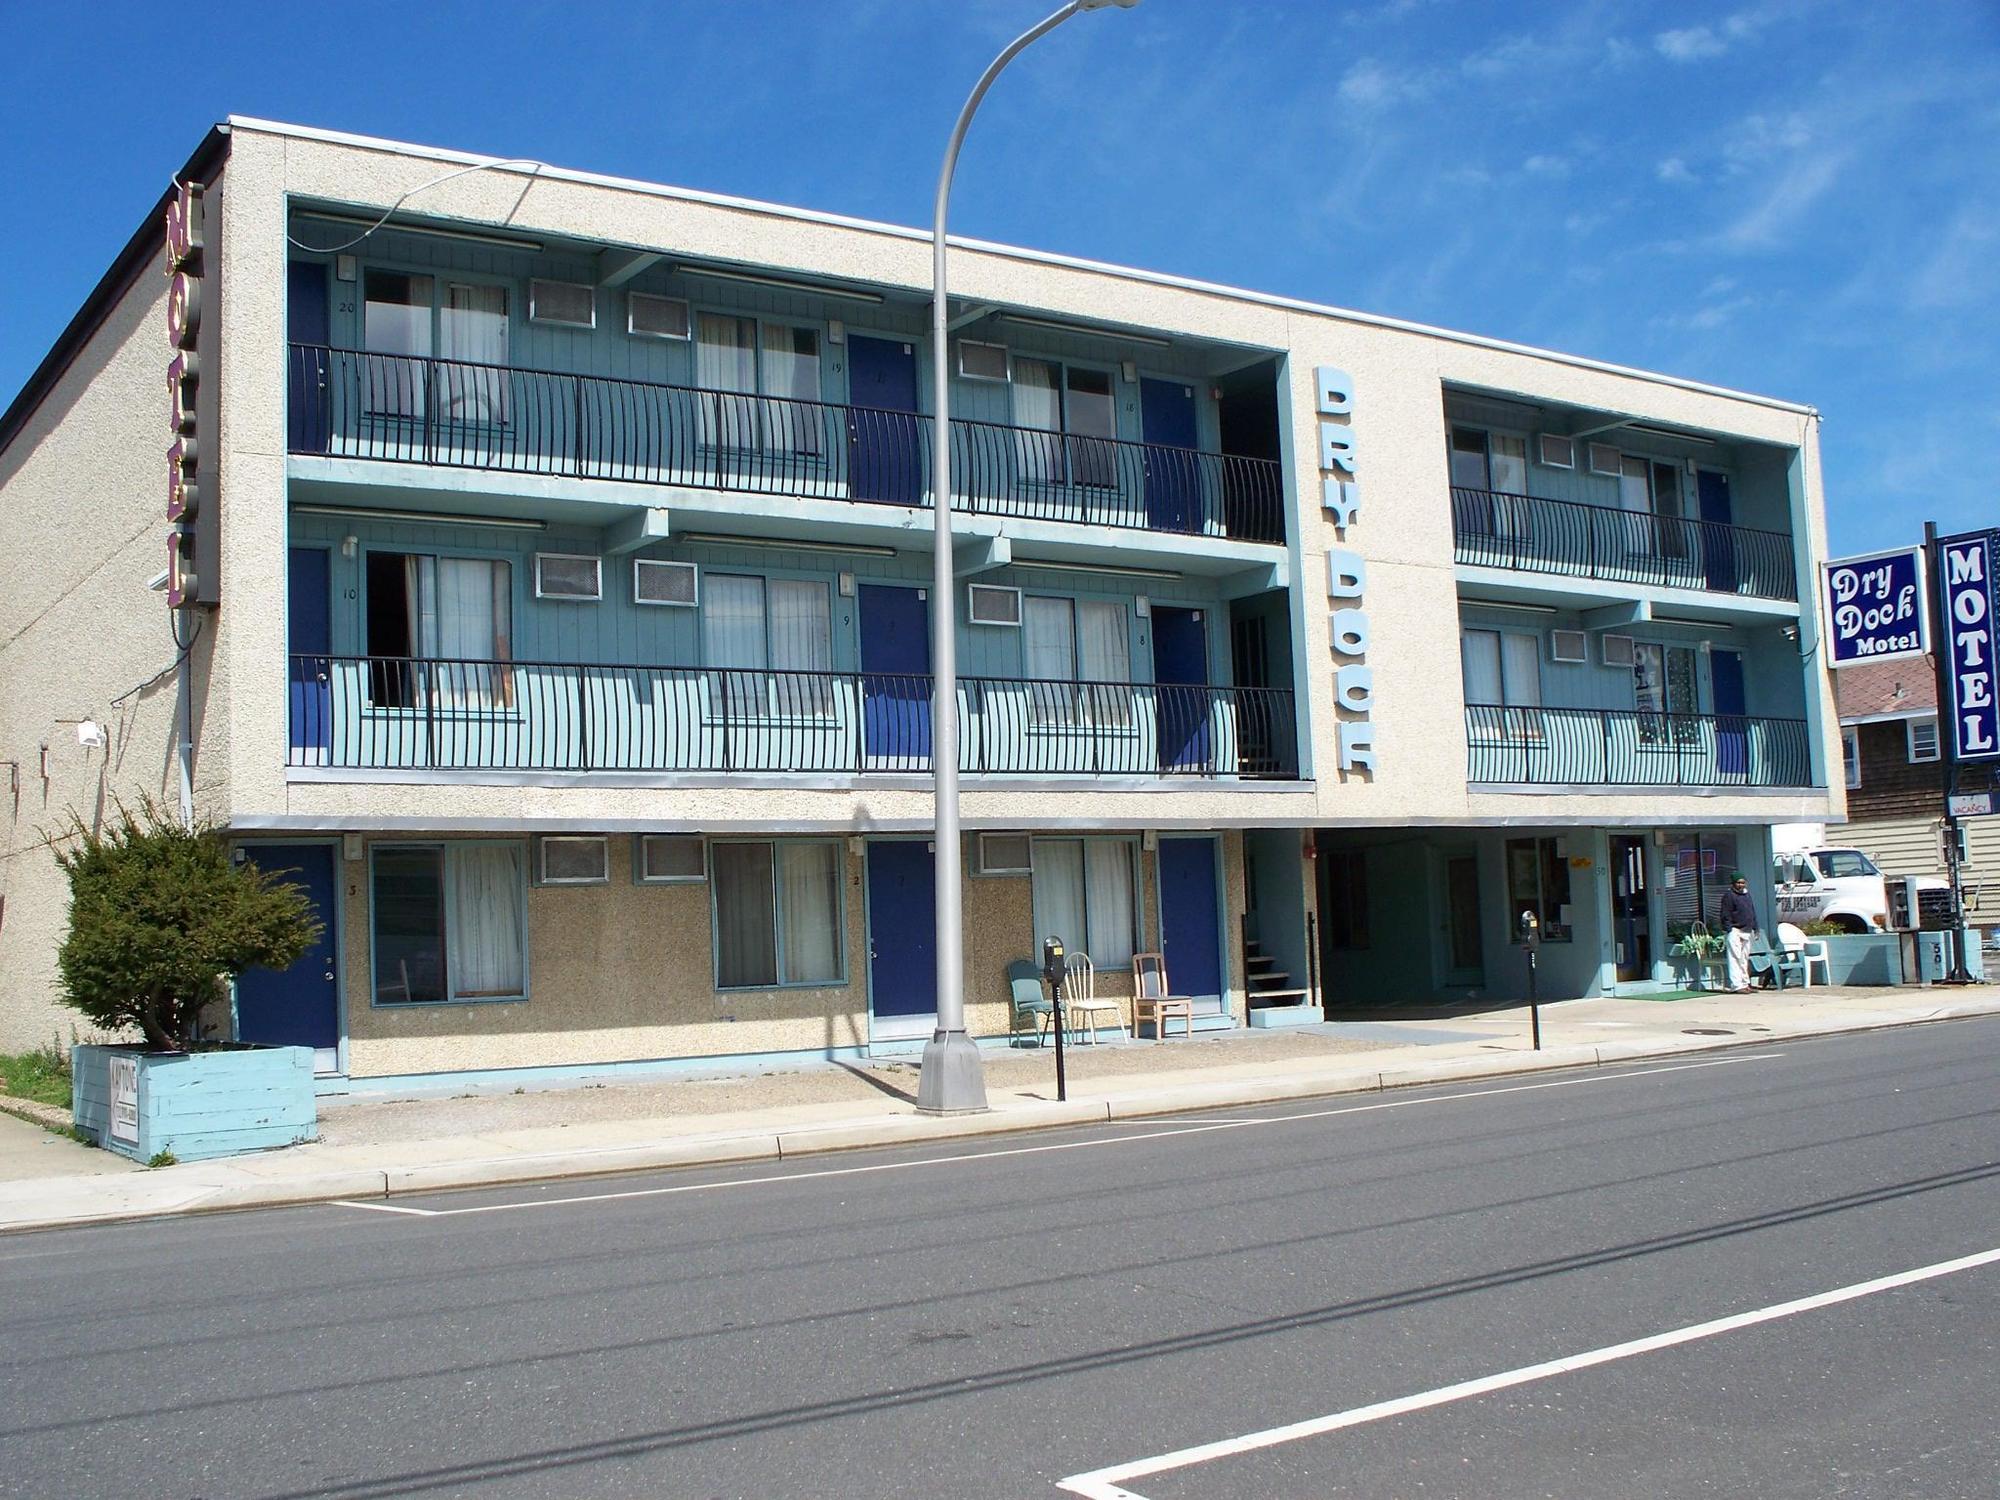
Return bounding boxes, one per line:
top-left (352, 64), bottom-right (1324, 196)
top-left (1925, 523), bottom-right (2000, 984)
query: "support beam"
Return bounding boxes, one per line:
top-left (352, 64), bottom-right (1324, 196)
top-left (1219, 561), bottom-right (1285, 600)
top-left (597, 248), bottom-right (664, 288)
top-left (1583, 600), bottom-right (1650, 630)
top-left (1570, 418), bottom-right (1634, 440)
top-left (953, 533), bottom-right (1011, 577)
top-left (602, 507), bottom-right (672, 554)
top-left (946, 301), bottom-right (999, 333)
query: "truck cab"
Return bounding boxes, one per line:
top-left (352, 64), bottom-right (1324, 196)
top-left (1773, 846), bottom-right (1946, 933)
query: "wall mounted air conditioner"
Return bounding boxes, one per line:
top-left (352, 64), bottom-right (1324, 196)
top-left (636, 834), bottom-right (705, 884)
top-left (1537, 434), bottom-right (1576, 469)
top-left (535, 553), bottom-right (603, 601)
top-left (633, 558), bottom-right (699, 608)
top-left (976, 832), bottom-right (1033, 876)
top-left (1600, 633), bottom-right (1637, 668)
top-left (968, 583), bottom-right (1023, 626)
top-left (957, 340), bottom-right (1010, 382)
top-left (1550, 629), bottom-right (1588, 663)
top-left (529, 279), bottom-right (597, 329)
top-left (538, 835), bottom-right (610, 885)
top-left (627, 292), bottom-right (691, 341)
top-left (1587, 442), bottom-right (1622, 476)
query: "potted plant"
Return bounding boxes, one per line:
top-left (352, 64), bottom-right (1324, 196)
top-left (1668, 921), bottom-right (1729, 989)
top-left (53, 801), bottom-right (322, 1163)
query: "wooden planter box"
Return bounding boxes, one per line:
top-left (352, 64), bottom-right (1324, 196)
top-left (1817, 933), bottom-right (1906, 986)
top-left (71, 1045), bottom-right (317, 1163)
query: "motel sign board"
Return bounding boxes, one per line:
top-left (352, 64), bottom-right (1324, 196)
top-left (1941, 531), bottom-right (1999, 762)
top-left (1822, 546), bottom-right (1927, 667)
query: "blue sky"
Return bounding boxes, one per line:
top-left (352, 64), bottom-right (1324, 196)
top-left (3, 0), bottom-right (1994, 553)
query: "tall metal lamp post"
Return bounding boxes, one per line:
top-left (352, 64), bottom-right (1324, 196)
top-left (917, 0), bottom-right (1140, 1114)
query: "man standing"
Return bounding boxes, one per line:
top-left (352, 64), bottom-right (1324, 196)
top-left (1720, 872), bottom-right (1759, 993)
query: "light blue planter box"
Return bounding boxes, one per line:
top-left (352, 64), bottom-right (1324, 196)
top-left (1818, 934), bottom-right (1905, 986)
top-left (71, 1045), bottom-right (317, 1163)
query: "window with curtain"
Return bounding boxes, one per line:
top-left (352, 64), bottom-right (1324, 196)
top-left (371, 842), bottom-right (528, 1004)
top-left (1461, 628), bottom-right (1541, 740)
top-left (1632, 641), bottom-right (1698, 744)
top-left (1024, 594), bottom-right (1077, 724)
top-left (702, 574), bottom-right (833, 717)
top-left (1077, 599), bottom-right (1132, 726)
top-left (438, 282), bottom-right (510, 424)
top-left (1032, 838), bottom-right (1137, 968)
top-left (1023, 595), bottom-right (1129, 726)
top-left (1065, 367), bottom-right (1116, 489)
top-left (362, 271), bottom-right (433, 417)
top-left (1012, 358), bottom-right (1062, 485)
top-left (1487, 434), bottom-right (1528, 538)
top-left (760, 324), bottom-right (822, 456)
top-left (364, 551), bottom-right (512, 710)
top-left (712, 840), bottom-right (842, 988)
top-left (697, 312), bottom-right (759, 450)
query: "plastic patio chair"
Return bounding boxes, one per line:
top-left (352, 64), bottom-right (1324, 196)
top-left (1007, 959), bottom-right (1055, 1047)
top-left (1777, 922), bottom-right (1830, 988)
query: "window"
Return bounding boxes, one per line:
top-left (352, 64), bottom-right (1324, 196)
top-left (1908, 717), bottom-right (1941, 764)
top-left (711, 840), bottom-right (842, 988)
top-left (1616, 455), bottom-right (1687, 557)
top-left (1814, 850), bottom-right (1880, 879)
top-left (1031, 838), bottom-right (1137, 968)
top-left (695, 312), bottom-right (822, 454)
top-left (371, 842), bottom-right (528, 1004)
top-left (638, 834), bottom-right (706, 884)
top-left (701, 573), bottom-right (833, 717)
top-left (364, 551), bottom-right (512, 709)
top-left (1843, 726), bottom-right (1861, 787)
top-left (363, 272), bottom-right (509, 421)
top-left (1461, 628), bottom-right (1542, 739)
top-left (1324, 848), bottom-right (1370, 950)
top-left (1012, 358), bottom-right (1117, 488)
top-left (1632, 640), bottom-right (1698, 745)
top-left (1447, 428), bottom-right (1526, 534)
top-left (1024, 596), bottom-right (1131, 725)
top-left (1506, 837), bottom-right (1572, 943)
top-left (362, 271), bottom-right (431, 416)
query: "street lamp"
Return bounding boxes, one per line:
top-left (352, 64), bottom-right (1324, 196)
top-left (916, 0), bottom-right (1141, 1116)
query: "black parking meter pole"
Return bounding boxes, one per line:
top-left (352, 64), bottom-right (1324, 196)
top-left (1519, 910), bottom-right (1542, 1051)
top-left (1528, 951), bottom-right (1541, 1051)
top-left (1042, 935), bottom-right (1068, 1103)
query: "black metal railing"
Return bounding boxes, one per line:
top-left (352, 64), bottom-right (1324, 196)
top-left (288, 345), bottom-right (1287, 544)
top-left (1464, 704), bottom-right (1814, 787)
top-left (1450, 488), bottom-right (1797, 601)
top-left (287, 653), bottom-right (1299, 779)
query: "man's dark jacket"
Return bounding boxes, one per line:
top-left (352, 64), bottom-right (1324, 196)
top-left (1720, 888), bottom-right (1758, 932)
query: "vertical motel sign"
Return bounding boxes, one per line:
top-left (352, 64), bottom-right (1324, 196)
top-left (1820, 546), bottom-right (1928, 667)
top-left (165, 179), bottom-right (212, 609)
top-left (1940, 531), bottom-right (1999, 761)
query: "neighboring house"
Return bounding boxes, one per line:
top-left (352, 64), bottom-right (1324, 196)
top-left (1837, 659), bottom-right (2000, 910)
top-left (0, 119), bottom-right (1841, 1087)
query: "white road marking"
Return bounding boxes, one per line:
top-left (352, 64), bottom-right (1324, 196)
top-left (1057, 1243), bottom-right (2000, 1500)
top-left (325, 1054), bottom-right (1775, 1222)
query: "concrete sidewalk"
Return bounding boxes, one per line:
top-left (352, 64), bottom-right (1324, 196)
top-left (3, 983), bottom-right (1993, 1234)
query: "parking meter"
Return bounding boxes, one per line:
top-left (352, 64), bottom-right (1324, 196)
top-left (1041, 935), bottom-right (1069, 1101)
top-left (1517, 909), bottom-right (1542, 1051)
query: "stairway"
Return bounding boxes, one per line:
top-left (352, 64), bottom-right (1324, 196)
top-left (1245, 939), bottom-right (1311, 1010)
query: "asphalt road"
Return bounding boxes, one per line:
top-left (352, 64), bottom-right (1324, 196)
top-left (4, 1019), bottom-right (1998, 1500)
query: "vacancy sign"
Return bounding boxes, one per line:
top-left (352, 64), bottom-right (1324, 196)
top-left (1941, 531), bottom-right (1999, 761)
top-left (1823, 547), bottom-right (1928, 667)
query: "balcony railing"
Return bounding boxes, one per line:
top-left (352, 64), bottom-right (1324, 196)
top-left (288, 345), bottom-right (1287, 544)
top-left (1464, 704), bottom-right (1814, 787)
top-left (1450, 488), bottom-right (1797, 602)
top-left (287, 654), bottom-right (1300, 780)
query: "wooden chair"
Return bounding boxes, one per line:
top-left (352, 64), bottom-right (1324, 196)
top-left (1007, 959), bottom-right (1055, 1047)
top-left (1064, 954), bottom-right (1125, 1043)
top-left (1130, 952), bottom-right (1194, 1040)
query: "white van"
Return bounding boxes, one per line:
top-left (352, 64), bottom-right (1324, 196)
top-left (1773, 847), bottom-right (1948, 933)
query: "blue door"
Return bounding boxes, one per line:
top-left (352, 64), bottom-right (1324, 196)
top-left (847, 336), bottom-right (922, 505)
top-left (288, 547), bottom-right (332, 760)
top-left (1153, 606), bottom-right (1212, 773)
top-left (235, 844), bottom-right (339, 1064)
top-left (1141, 377), bottom-right (1200, 533)
top-left (866, 841), bottom-right (937, 1025)
top-left (859, 585), bottom-right (930, 767)
top-left (287, 261), bottom-right (331, 453)
top-left (1697, 470), bottom-right (1737, 593)
top-left (1159, 837), bottom-right (1222, 1002)
top-left (1712, 648), bottom-right (1748, 777)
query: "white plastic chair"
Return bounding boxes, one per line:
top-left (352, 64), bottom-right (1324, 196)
top-left (1064, 954), bottom-right (1124, 1043)
top-left (1777, 922), bottom-right (1830, 988)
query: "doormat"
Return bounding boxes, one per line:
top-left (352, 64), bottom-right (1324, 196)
top-left (1628, 988), bottom-right (1713, 1002)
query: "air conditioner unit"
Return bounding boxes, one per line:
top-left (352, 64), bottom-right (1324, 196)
top-left (1601, 633), bottom-right (1637, 668)
top-left (529, 279), bottom-right (597, 329)
top-left (538, 835), bottom-right (610, 885)
top-left (1550, 629), bottom-right (1588, 663)
top-left (1537, 434), bottom-right (1576, 470)
top-left (968, 583), bottom-right (1023, 627)
top-left (627, 291), bottom-right (691, 341)
top-left (957, 340), bottom-right (1010, 382)
top-left (535, 553), bottom-right (603, 601)
top-left (976, 832), bottom-right (1032, 876)
top-left (636, 833), bottom-right (705, 884)
top-left (633, 558), bottom-right (698, 608)
top-left (1587, 442), bottom-right (1622, 476)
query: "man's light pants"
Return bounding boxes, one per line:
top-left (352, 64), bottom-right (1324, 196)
top-left (1727, 926), bottom-right (1755, 990)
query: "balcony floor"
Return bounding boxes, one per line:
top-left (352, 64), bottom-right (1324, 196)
top-left (1454, 563), bottom-right (1802, 624)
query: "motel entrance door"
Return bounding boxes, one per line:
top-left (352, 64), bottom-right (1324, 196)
top-left (235, 843), bottom-right (341, 1075)
top-left (865, 840), bottom-right (937, 1043)
top-left (1611, 835), bottom-right (1652, 982)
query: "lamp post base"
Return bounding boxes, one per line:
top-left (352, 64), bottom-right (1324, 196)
top-left (915, 1029), bottom-right (989, 1115)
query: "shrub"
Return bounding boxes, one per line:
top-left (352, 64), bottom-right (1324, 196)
top-left (1802, 919), bottom-right (1846, 937)
top-left (51, 800), bottom-right (320, 1052)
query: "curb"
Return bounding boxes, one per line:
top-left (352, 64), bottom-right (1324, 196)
top-left (0, 1097), bottom-right (71, 1132)
top-left (5, 998), bottom-right (1996, 1235)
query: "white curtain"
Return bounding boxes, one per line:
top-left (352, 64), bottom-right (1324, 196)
top-left (769, 579), bottom-right (831, 715)
top-left (1078, 600), bottom-right (1131, 726)
top-left (1083, 840), bottom-right (1136, 966)
top-left (713, 842), bottom-right (777, 988)
top-left (1032, 839), bottom-right (1087, 959)
top-left (776, 843), bottom-right (840, 984)
top-left (1024, 596), bottom-right (1075, 723)
top-left (363, 272), bottom-right (432, 418)
top-left (1012, 358), bottom-right (1061, 485)
top-left (1461, 629), bottom-right (1502, 705)
top-left (697, 313), bottom-right (758, 449)
top-left (1489, 434), bottom-right (1527, 537)
top-left (703, 574), bottom-right (766, 717)
top-left (761, 324), bottom-right (821, 455)
top-left (439, 283), bottom-right (509, 423)
top-left (450, 843), bottom-right (525, 998)
top-left (1501, 630), bottom-right (1543, 742)
top-left (420, 557), bottom-right (511, 709)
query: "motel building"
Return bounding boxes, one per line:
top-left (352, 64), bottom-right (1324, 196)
top-left (0, 119), bottom-right (1842, 1090)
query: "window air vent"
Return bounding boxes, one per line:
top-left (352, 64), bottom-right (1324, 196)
top-left (1587, 442), bottom-right (1622, 476)
top-left (637, 834), bottom-right (705, 883)
top-left (968, 583), bottom-right (1023, 627)
top-left (627, 292), bottom-right (691, 341)
top-left (1550, 629), bottom-right (1588, 664)
top-left (535, 553), bottom-right (603, 601)
top-left (1600, 633), bottom-right (1637, 668)
top-left (633, 558), bottom-right (699, 608)
top-left (539, 835), bottom-right (610, 885)
top-left (957, 340), bottom-right (1010, 382)
top-left (977, 833), bottom-right (1033, 876)
top-left (1537, 434), bottom-right (1576, 469)
top-left (529, 279), bottom-right (597, 329)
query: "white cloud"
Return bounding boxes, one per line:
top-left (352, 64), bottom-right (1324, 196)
top-left (1656, 156), bottom-right (1697, 184)
top-left (1524, 154), bottom-right (1570, 177)
top-left (1656, 27), bottom-right (1728, 61)
top-left (1905, 209), bottom-right (1999, 310)
top-left (1720, 150), bottom-right (1848, 247)
top-left (1339, 60), bottom-right (1430, 110)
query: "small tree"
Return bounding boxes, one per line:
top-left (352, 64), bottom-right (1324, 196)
top-left (52, 800), bottom-right (321, 1052)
